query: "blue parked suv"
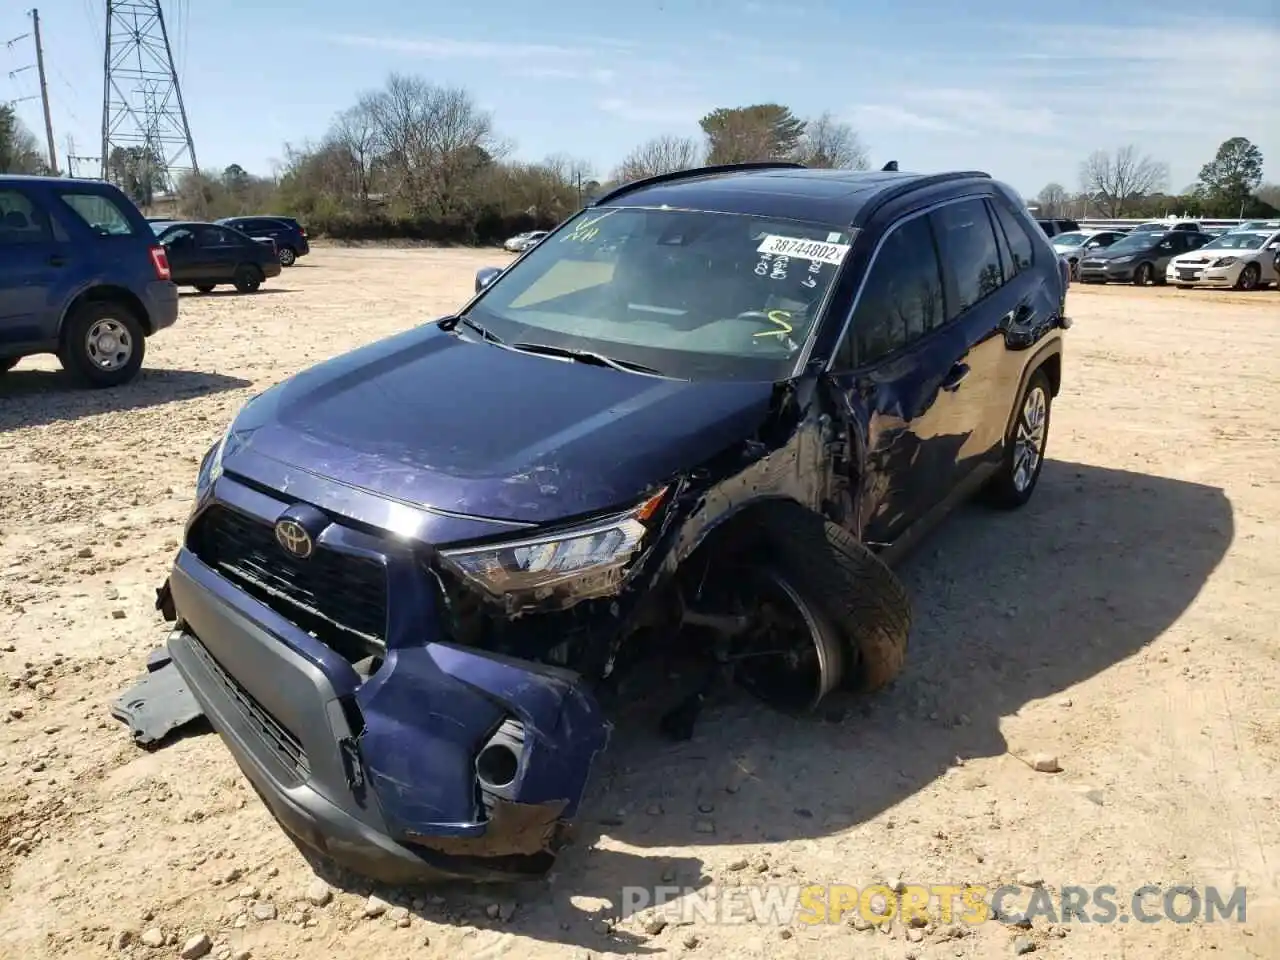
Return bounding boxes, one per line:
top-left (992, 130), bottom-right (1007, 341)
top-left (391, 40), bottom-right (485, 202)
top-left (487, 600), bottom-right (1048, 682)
top-left (156, 163), bottom-right (1070, 884)
top-left (0, 175), bottom-right (178, 387)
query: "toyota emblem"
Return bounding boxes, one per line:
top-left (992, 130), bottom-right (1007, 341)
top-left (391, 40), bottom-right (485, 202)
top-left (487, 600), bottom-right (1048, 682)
top-left (274, 518), bottom-right (313, 559)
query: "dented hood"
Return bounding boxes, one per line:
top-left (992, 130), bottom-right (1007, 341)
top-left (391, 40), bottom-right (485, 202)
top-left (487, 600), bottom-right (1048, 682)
top-left (227, 323), bottom-right (776, 524)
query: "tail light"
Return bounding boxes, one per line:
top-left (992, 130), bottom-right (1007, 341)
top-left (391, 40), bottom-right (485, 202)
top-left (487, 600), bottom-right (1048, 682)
top-left (299, 226), bottom-right (307, 237)
top-left (149, 245), bottom-right (171, 281)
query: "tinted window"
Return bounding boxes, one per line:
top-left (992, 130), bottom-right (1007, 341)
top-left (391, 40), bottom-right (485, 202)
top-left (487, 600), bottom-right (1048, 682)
top-left (931, 199), bottom-right (1004, 316)
top-left (990, 200), bottom-right (1035, 273)
top-left (58, 192), bottom-right (136, 236)
top-left (839, 214), bottom-right (945, 367)
top-left (0, 190), bottom-right (53, 245)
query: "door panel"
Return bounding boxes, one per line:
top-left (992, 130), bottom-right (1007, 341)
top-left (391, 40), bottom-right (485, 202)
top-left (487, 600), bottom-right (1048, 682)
top-left (828, 210), bottom-right (968, 546)
top-left (0, 189), bottom-right (62, 345)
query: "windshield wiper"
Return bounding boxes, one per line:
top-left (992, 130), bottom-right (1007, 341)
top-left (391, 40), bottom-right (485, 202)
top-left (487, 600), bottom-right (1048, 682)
top-left (509, 341), bottom-right (665, 376)
top-left (439, 314), bottom-right (503, 344)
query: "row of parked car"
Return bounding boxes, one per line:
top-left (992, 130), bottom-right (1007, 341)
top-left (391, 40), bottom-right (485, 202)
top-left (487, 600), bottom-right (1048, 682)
top-left (0, 172), bottom-right (311, 387)
top-left (1039, 218), bottom-right (1280, 292)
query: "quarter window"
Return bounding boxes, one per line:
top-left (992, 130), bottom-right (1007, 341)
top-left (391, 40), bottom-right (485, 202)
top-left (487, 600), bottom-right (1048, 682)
top-left (839, 213), bottom-right (946, 367)
top-left (930, 199), bottom-right (1004, 318)
top-left (58, 192), bottom-right (136, 236)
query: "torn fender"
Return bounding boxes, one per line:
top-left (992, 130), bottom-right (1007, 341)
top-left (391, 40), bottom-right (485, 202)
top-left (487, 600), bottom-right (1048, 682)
top-left (353, 642), bottom-right (610, 855)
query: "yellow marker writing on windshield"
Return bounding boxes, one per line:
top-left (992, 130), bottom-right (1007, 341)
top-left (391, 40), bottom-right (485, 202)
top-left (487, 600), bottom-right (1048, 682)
top-left (561, 211), bottom-right (614, 243)
top-left (753, 309), bottom-right (794, 339)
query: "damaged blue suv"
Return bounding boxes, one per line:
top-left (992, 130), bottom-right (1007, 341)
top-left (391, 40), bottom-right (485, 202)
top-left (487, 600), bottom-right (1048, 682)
top-left (156, 162), bottom-right (1070, 884)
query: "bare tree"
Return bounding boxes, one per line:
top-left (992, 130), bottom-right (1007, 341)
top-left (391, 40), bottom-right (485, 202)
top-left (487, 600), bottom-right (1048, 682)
top-left (612, 135), bottom-right (703, 183)
top-left (330, 99), bottom-right (379, 205)
top-left (794, 113), bottom-right (868, 169)
top-left (1035, 183), bottom-right (1068, 218)
top-left (1079, 146), bottom-right (1168, 217)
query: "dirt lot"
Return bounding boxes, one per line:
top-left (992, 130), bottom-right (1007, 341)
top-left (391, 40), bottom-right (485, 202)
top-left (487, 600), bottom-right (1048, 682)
top-left (2, 248), bottom-right (1278, 960)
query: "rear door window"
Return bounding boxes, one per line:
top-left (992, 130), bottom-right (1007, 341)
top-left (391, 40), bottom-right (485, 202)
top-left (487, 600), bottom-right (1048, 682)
top-left (930, 198), bottom-right (1005, 318)
top-left (58, 192), bottom-right (137, 236)
top-left (989, 200), bottom-right (1036, 273)
top-left (0, 189), bottom-right (53, 245)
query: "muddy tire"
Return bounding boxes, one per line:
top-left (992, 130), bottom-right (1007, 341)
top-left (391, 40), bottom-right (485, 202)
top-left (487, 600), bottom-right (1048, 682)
top-left (757, 502), bottom-right (912, 693)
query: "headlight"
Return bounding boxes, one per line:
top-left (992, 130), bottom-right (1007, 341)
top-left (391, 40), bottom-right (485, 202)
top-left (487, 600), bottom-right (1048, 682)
top-left (1213, 257), bottom-right (1238, 267)
top-left (1109, 256), bottom-right (1133, 264)
top-left (195, 428), bottom-right (230, 498)
top-left (439, 491), bottom-right (666, 602)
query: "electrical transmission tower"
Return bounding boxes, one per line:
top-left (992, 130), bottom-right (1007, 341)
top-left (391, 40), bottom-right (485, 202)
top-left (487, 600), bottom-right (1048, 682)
top-left (100, 0), bottom-right (197, 197)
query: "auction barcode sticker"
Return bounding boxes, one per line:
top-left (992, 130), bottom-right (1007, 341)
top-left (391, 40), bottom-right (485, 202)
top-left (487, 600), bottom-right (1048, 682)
top-left (756, 234), bottom-right (851, 265)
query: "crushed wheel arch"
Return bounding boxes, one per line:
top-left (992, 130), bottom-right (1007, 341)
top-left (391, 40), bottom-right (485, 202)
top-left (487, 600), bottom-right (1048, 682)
top-left (754, 500), bottom-right (913, 693)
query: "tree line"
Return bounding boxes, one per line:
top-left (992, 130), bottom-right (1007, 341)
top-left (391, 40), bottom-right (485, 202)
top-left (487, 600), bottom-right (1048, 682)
top-left (1036, 137), bottom-right (1275, 220)
top-left (3, 90), bottom-right (1277, 241)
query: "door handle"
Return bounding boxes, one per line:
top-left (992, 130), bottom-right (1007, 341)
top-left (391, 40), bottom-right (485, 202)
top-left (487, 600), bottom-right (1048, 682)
top-left (48, 255), bottom-right (67, 267)
top-left (941, 362), bottom-right (970, 392)
top-left (1002, 303), bottom-right (1034, 328)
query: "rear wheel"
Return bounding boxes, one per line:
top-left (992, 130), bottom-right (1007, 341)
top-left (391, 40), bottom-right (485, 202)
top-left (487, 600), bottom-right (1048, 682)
top-left (985, 368), bottom-right (1052, 509)
top-left (233, 265), bottom-right (261, 293)
top-left (195, 284), bottom-right (215, 293)
top-left (58, 301), bottom-right (146, 388)
top-left (278, 246), bottom-right (297, 267)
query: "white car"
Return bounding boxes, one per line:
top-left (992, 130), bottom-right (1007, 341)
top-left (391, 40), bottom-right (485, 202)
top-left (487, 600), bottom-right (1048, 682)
top-left (502, 230), bottom-right (549, 253)
top-left (1166, 229), bottom-right (1280, 291)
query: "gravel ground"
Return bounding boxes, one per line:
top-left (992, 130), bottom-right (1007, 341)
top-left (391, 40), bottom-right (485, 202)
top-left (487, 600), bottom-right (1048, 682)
top-left (1, 249), bottom-right (1278, 960)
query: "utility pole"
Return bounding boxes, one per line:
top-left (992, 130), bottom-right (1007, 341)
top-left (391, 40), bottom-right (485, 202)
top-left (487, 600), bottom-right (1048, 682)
top-left (29, 10), bottom-right (58, 174)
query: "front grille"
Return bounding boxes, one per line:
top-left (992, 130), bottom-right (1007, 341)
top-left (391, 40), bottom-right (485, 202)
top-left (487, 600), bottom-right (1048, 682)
top-left (189, 505), bottom-right (388, 660)
top-left (188, 635), bottom-right (310, 783)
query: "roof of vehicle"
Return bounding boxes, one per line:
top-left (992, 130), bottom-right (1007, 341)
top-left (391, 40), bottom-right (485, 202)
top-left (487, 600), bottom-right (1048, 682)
top-left (0, 173), bottom-right (121, 189)
top-left (593, 164), bottom-right (993, 226)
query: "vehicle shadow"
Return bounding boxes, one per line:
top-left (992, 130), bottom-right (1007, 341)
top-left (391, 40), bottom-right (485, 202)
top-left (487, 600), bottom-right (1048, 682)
top-left (180, 288), bottom-right (295, 297)
top-left (0, 367), bottom-right (251, 432)
top-left (320, 458), bottom-right (1233, 953)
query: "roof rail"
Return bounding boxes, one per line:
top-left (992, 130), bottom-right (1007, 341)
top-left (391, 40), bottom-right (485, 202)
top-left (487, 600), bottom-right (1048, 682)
top-left (591, 161), bottom-right (806, 206)
top-left (856, 170), bottom-right (992, 224)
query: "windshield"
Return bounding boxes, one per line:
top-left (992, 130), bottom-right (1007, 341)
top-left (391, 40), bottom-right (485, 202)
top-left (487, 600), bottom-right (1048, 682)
top-left (1052, 232), bottom-right (1089, 247)
top-left (464, 206), bottom-right (854, 381)
top-left (1105, 231), bottom-right (1165, 252)
top-left (1200, 232), bottom-right (1274, 251)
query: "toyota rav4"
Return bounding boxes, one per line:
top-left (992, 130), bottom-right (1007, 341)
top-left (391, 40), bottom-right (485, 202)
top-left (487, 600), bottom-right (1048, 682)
top-left (155, 163), bottom-right (1070, 884)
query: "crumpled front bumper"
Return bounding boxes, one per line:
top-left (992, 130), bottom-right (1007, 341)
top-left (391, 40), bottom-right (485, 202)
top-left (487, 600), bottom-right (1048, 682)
top-left (162, 546), bottom-right (610, 884)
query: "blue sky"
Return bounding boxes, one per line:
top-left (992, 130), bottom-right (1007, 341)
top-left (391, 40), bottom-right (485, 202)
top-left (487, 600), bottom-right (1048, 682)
top-left (3, 0), bottom-right (1277, 198)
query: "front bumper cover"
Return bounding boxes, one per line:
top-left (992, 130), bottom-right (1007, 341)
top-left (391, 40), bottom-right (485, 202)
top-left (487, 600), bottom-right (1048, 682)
top-left (160, 547), bottom-right (610, 884)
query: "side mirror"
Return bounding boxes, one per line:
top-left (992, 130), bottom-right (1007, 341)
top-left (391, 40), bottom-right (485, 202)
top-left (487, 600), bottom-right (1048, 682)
top-left (475, 266), bottom-right (502, 293)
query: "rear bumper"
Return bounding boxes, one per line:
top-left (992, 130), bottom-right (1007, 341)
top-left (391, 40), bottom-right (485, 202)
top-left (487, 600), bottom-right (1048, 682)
top-left (144, 280), bottom-right (180, 333)
top-left (162, 480), bottom-right (609, 883)
top-left (262, 260), bottom-right (282, 280)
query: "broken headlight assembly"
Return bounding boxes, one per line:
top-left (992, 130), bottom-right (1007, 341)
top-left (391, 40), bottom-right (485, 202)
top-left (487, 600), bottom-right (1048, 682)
top-left (439, 490), bottom-right (667, 610)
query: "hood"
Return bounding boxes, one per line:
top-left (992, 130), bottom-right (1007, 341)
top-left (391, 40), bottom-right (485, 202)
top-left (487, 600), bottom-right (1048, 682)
top-left (227, 324), bottom-right (777, 525)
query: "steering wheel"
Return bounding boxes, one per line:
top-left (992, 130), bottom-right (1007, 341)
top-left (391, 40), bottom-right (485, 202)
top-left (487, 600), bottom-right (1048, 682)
top-left (735, 309), bottom-right (799, 349)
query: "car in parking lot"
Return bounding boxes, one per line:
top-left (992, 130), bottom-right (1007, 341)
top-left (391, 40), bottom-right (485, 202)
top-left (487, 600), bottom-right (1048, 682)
top-left (1051, 229), bottom-right (1127, 279)
top-left (156, 161), bottom-right (1069, 885)
top-left (0, 174), bottom-right (178, 387)
top-left (1077, 228), bottom-right (1211, 285)
top-left (502, 230), bottom-right (549, 252)
top-left (1034, 217), bottom-right (1080, 238)
top-left (215, 215), bottom-right (310, 266)
top-left (154, 221), bottom-right (283, 293)
top-left (1166, 229), bottom-right (1280, 290)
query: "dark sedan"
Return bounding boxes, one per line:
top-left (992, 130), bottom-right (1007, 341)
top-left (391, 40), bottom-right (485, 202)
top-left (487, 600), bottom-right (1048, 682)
top-left (154, 221), bottom-right (282, 293)
top-left (1077, 229), bottom-right (1211, 285)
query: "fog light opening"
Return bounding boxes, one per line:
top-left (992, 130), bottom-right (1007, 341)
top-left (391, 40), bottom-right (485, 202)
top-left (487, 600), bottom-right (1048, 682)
top-left (476, 743), bottom-right (520, 790)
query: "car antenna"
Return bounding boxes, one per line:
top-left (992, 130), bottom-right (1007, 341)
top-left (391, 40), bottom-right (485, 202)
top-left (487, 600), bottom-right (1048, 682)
top-left (882, 160), bottom-right (899, 172)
